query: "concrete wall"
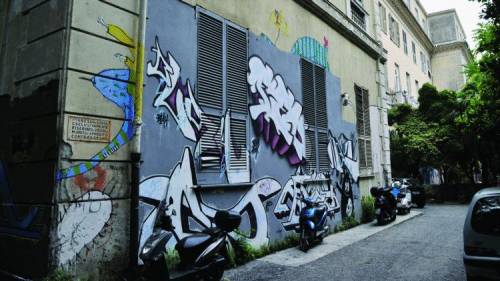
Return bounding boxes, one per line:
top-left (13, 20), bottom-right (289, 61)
top-left (138, 0), bottom-right (366, 255)
top-left (0, 0), bottom-right (69, 278)
top-left (428, 13), bottom-right (457, 44)
top-left (431, 47), bottom-right (468, 91)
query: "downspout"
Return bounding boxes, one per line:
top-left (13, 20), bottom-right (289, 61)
top-left (130, 0), bottom-right (147, 270)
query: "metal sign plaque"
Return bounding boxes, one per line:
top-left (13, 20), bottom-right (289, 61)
top-left (67, 115), bottom-right (111, 143)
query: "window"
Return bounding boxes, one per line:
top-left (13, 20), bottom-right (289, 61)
top-left (197, 11), bottom-right (249, 181)
top-left (379, 2), bottom-right (387, 34)
top-left (420, 51), bottom-right (425, 72)
top-left (415, 80), bottom-right (419, 93)
top-left (402, 30), bottom-right (408, 55)
top-left (301, 59), bottom-right (329, 173)
top-left (412, 42), bottom-right (416, 64)
top-left (351, 2), bottom-right (366, 30)
top-left (394, 64), bottom-right (401, 92)
top-left (471, 196), bottom-right (500, 236)
top-left (406, 72), bottom-right (411, 99)
top-left (389, 15), bottom-right (400, 46)
top-left (355, 85), bottom-right (372, 169)
top-left (414, 8), bottom-right (419, 22)
top-left (427, 57), bottom-right (432, 78)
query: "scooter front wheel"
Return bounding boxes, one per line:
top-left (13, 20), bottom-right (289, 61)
top-left (203, 264), bottom-right (224, 281)
top-left (299, 230), bottom-right (310, 252)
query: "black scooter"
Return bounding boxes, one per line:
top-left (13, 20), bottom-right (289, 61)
top-left (370, 186), bottom-right (397, 225)
top-left (138, 199), bottom-right (241, 281)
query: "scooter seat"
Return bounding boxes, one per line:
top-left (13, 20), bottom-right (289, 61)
top-left (176, 233), bottom-right (214, 265)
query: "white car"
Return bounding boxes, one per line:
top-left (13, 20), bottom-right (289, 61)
top-left (463, 187), bottom-right (500, 280)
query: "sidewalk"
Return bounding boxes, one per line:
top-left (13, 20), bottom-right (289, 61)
top-left (225, 210), bottom-right (423, 277)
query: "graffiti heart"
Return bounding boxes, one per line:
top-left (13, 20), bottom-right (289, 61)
top-left (274, 169), bottom-right (340, 231)
top-left (247, 56), bottom-right (305, 165)
top-left (146, 37), bottom-right (203, 142)
top-left (54, 190), bottom-right (112, 265)
top-left (139, 147), bottom-right (281, 253)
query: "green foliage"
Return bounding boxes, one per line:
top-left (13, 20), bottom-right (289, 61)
top-left (44, 269), bottom-right (90, 281)
top-left (164, 248), bottom-right (181, 271)
top-left (361, 196), bottom-right (375, 223)
top-left (335, 215), bottom-right (360, 232)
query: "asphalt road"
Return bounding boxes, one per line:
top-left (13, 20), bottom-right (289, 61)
top-left (224, 204), bottom-right (468, 281)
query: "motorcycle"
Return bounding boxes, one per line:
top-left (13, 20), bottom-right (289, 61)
top-left (297, 189), bottom-right (331, 252)
top-left (391, 179), bottom-right (412, 214)
top-left (370, 186), bottom-right (397, 225)
top-left (138, 198), bottom-right (241, 281)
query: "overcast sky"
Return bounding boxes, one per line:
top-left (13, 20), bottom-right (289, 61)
top-left (419, 0), bottom-right (483, 49)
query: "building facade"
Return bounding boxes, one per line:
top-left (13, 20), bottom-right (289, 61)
top-left (428, 9), bottom-right (472, 91)
top-left (0, 0), bottom-right (392, 279)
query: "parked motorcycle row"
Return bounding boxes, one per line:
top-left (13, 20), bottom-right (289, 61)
top-left (371, 178), bottom-right (426, 225)
top-left (133, 178), bottom-right (425, 280)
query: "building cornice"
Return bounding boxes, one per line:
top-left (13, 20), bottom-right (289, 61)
top-left (434, 40), bottom-right (473, 63)
top-left (294, 0), bottom-right (386, 62)
top-left (389, 0), bottom-right (433, 52)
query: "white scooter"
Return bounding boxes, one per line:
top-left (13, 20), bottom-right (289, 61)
top-left (392, 179), bottom-right (412, 215)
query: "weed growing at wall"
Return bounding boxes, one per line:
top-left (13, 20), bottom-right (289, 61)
top-left (44, 269), bottom-right (89, 281)
top-left (335, 216), bottom-right (360, 232)
top-left (164, 249), bottom-right (181, 270)
top-left (361, 196), bottom-right (376, 223)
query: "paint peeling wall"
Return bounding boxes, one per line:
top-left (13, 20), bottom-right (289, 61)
top-left (138, 0), bottom-right (364, 257)
top-left (0, 0), bottom-right (69, 278)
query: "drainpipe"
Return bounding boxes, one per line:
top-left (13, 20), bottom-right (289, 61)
top-left (130, 0), bottom-right (147, 271)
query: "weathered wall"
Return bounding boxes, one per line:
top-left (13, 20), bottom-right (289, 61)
top-left (431, 47), bottom-right (468, 91)
top-left (0, 0), bottom-right (69, 278)
top-left (48, 0), bottom-right (140, 279)
top-left (138, 0), bottom-right (362, 256)
top-left (428, 13), bottom-right (457, 44)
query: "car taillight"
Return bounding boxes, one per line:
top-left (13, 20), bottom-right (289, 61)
top-left (465, 246), bottom-right (499, 257)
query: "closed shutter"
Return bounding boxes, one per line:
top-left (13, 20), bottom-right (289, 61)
top-left (198, 12), bottom-right (223, 110)
top-left (198, 10), bottom-right (249, 177)
top-left (317, 131), bottom-right (330, 172)
top-left (305, 130), bottom-right (317, 172)
top-left (226, 25), bottom-right (248, 114)
top-left (200, 113), bottom-right (222, 170)
top-left (226, 24), bottom-right (248, 173)
top-left (301, 59), bottom-right (328, 172)
top-left (355, 85), bottom-right (372, 168)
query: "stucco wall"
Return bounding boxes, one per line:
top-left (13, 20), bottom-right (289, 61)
top-left (138, 0), bottom-right (363, 255)
top-left (378, 0), bottom-right (431, 102)
top-left (431, 47), bottom-right (467, 91)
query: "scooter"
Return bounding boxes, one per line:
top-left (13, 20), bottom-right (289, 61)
top-left (391, 180), bottom-right (412, 214)
top-left (297, 190), bottom-right (330, 252)
top-left (138, 198), bottom-right (241, 281)
top-left (370, 186), bottom-right (397, 225)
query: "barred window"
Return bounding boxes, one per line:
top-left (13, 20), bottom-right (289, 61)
top-left (301, 59), bottom-right (329, 173)
top-left (355, 85), bottom-right (372, 169)
top-left (197, 10), bottom-right (249, 181)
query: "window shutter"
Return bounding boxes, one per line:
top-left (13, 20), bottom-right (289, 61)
top-left (228, 118), bottom-right (247, 170)
top-left (226, 25), bottom-right (248, 114)
top-left (198, 13), bottom-right (223, 110)
top-left (355, 87), bottom-right (365, 136)
top-left (314, 66), bottom-right (327, 130)
top-left (199, 113), bottom-right (222, 170)
top-left (317, 131), bottom-right (330, 172)
top-left (305, 129), bottom-right (317, 172)
top-left (355, 85), bottom-right (372, 169)
top-left (301, 60), bottom-right (316, 127)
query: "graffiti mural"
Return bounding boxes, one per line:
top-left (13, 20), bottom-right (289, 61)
top-left (146, 37), bottom-right (203, 142)
top-left (57, 22), bottom-right (137, 181)
top-left (291, 36), bottom-right (329, 70)
top-left (274, 169), bottom-right (340, 231)
top-left (247, 56), bottom-right (305, 165)
top-left (269, 9), bottom-right (288, 44)
top-left (139, 147), bottom-right (281, 251)
top-left (328, 131), bottom-right (359, 218)
top-left (0, 161), bottom-right (40, 238)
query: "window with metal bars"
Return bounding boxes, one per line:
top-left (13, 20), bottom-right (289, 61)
top-left (355, 85), bottom-right (372, 169)
top-left (301, 59), bottom-right (329, 173)
top-left (197, 10), bottom-right (249, 178)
